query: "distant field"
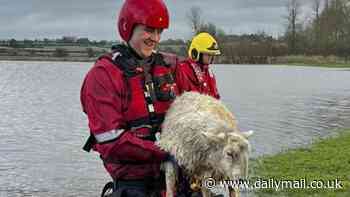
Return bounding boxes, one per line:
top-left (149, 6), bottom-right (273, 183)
top-left (0, 46), bottom-right (108, 62)
top-left (1, 46), bottom-right (350, 67)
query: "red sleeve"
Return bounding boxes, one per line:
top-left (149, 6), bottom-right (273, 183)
top-left (175, 61), bottom-right (199, 94)
top-left (175, 62), bottom-right (185, 95)
top-left (81, 60), bottom-right (168, 163)
top-left (81, 65), bottom-right (125, 134)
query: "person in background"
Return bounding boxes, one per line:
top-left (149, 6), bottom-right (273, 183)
top-left (80, 0), bottom-right (179, 196)
top-left (174, 33), bottom-right (225, 197)
top-left (176, 32), bottom-right (221, 99)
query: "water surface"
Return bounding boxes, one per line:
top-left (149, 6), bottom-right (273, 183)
top-left (1, 61), bottom-right (350, 196)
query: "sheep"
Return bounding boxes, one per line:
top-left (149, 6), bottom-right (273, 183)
top-left (157, 92), bottom-right (253, 197)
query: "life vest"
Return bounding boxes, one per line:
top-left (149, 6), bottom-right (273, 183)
top-left (83, 45), bottom-right (178, 151)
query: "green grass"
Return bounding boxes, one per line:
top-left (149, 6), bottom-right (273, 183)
top-left (250, 129), bottom-right (350, 197)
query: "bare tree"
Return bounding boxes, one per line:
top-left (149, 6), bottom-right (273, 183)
top-left (324, 0), bottom-right (330, 9)
top-left (286, 0), bottom-right (301, 54)
top-left (312, 0), bottom-right (322, 51)
top-left (313, 0), bottom-right (322, 23)
top-left (199, 22), bottom-right (217, 36)
top-left (186, 6), bottom-right (203, 34)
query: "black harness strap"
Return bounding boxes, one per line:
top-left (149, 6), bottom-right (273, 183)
top-left (110, 45), bottom-right (168, 140)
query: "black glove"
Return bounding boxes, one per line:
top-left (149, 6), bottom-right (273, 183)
top-left (165, 153), bottom-right (177, 162)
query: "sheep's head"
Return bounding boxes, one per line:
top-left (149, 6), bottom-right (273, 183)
top-left (202, 126), bottom-right (253, 181)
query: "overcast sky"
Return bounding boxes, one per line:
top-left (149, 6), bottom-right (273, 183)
top-left (0, 0), bottom-right (315, 41)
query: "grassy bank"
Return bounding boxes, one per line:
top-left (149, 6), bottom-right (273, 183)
top-left (275, 55), bottom-right (350, 68)
top-left (250, 129), bottom-right (350, 197)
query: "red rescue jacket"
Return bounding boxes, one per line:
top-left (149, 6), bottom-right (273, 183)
top-left (175, 58), bottom-right (220, 99)
top-left (80, 45), bottom-right (179, 180)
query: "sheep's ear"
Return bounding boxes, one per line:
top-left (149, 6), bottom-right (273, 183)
top-left (217, 132), bottom-right (226, 139)
top-left (202, 131), bottom-right (226, 141)
top-left (241, 130), bottom-right (254, 139)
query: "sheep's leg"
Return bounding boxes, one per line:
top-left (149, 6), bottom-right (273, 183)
top-left (164, 161), bottom-right (177, 197)
top-left (201, 172), bottom-right (214, 197)
top-left (202, 187), bottom-right (236, 197)
top-left (201, 188), bottom-right (212, 197)
top-left (228, 187), bottom-right (238, 197)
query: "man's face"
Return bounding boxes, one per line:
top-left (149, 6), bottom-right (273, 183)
top-left (129, 25), bottom-right (163, 58)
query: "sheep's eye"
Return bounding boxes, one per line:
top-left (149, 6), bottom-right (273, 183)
top-left (226, 152), bottom-right (237, 160)
top-left (226, 152), bottom-right (232, 157)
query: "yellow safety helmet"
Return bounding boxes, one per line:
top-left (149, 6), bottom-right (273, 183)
top-left (188, 32), bottom-right (221, 61)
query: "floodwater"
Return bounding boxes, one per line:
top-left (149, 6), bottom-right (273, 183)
top-left (0, 61), bottom-right (349, 196)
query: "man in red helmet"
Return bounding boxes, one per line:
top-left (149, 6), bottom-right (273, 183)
top-left (80, 0), bottom-right (179, 196)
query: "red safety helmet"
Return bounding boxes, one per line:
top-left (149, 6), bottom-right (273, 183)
top-left (118, 0), bottom-right (170, 42)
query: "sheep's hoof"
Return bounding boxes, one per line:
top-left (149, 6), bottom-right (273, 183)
top-left (229, 188), bottom-right (239, 197)
top-left (190, 178), bottom-right (201, 192)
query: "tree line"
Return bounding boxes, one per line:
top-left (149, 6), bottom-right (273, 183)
top-left (178, 1), bottom-right (350, 63)
top-left (286, 0), bottom-right (350, 58)
top-left (2, 1), bottom-right (349, 63)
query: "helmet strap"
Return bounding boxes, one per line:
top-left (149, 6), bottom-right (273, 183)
top-left (191, 48), bottom-right (199, 61)
top-left (210, 56), bottom-right (215, 64)
top-left (198, 53), bottom-right (204, 65)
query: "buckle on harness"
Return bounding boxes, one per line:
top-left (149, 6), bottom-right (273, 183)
top-left (82, 134), bottom-right (96, 152)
